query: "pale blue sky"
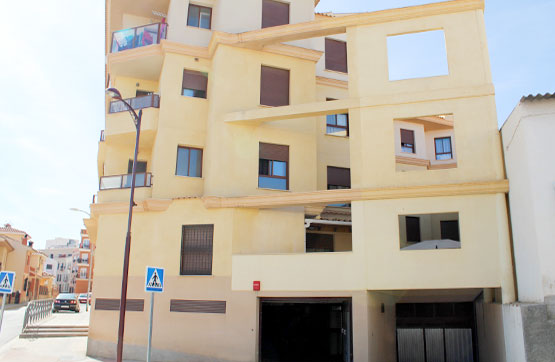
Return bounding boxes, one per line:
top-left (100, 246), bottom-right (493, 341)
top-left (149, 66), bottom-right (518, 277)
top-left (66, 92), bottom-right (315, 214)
top-left (0, 0), bottom-right (553, 248)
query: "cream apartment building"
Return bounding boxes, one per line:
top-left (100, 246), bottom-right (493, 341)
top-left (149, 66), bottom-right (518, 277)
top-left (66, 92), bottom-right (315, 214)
top-left (86, 0), bottom-right (515, 360)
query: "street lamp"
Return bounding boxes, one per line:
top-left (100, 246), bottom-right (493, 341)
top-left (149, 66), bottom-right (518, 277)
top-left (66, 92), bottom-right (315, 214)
top-left (106, 87), bottom-right (143, 362)
top-left (69, 208), bottom-right (90, 216)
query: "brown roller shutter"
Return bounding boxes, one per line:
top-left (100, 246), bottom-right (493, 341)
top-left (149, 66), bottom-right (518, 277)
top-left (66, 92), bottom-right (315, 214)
top-left (170, 300), bottom-right (226, 314)
top-left (182, 69), bottom-right (208, 92)
top-left (262, 0), bottom-right (290, 28)
top-left (181, 224), bottom-right (214, 275)
top-left (260, 66), bottom-right (289, 107)
top-left (259, 142), bottom-right (289, 162)
top-left (327, 166), bottom-right (351, 188)
top-left (325, 38), bottom-right (348, 73)
top-left (400, 129), bottom-right (415, 144)
top-left (94, 298), bottom-right (144, 311)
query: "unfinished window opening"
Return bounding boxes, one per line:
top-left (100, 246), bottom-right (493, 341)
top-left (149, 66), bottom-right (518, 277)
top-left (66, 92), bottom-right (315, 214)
top-left (305, 207), bottom-right (352, 252)
top-left (394, 114), bottom-right (457, 172)
top-left (399, 213), bottom-right (460, 250)
top-left (387, 30), bottom-right (449, 81)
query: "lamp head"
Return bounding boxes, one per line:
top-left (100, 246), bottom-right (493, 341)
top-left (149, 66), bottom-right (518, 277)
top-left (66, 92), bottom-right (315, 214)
top-left (105, 88), bottom-right (122, 99)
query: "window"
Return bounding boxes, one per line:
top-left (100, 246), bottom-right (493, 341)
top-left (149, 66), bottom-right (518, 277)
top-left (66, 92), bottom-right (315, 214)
top-left (306, 233), bottom-right (334, 252)
top-left (326, 114), bottom-right (349, 136)
top-left (180, 224), bottom-right (214, 275)
top-left (262, 0), bottom-right (289, 28)
top-left (327, 166), bottom-right (350, 189)
top-left (435, 137), bottom-right (453, 160)
top-left (80, 268), bottom-right (87, 279)
top-left (260, 66), bottom-right (289, 107)
top-left (128, 160), bottom-right (147, 173)
top-left (259, 142), bottom-right (289, 190)
top-left (187, 4), bottom-right (212, 29)
top-left (325, 38), bottom-right (348, 73)
top-left (387, 30), bottom-right (449, 81)
top-left (46, 264), bottom-right (52, 270)
top-left (182, 69), bottom-right (208, 98)
top-left (135, 90), bottom-right (152, 97)
top-left (405, 216), bottom-right (421, 242)
top-left (400, 129), bottom-right (415, 153)
top-left (176, 146), bottom-right (203, 177)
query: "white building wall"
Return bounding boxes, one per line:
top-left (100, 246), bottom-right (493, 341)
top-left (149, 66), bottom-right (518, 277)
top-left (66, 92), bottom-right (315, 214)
top-left (501, 98), bottom-right (555, 302)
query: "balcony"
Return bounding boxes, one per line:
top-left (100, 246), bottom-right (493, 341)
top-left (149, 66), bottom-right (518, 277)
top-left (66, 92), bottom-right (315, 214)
top-left (111, 23), bottom-right (167, 54)
top-left (108, 94), bottom-right (160, 114)
top-left (99, 173), bottom-right (152, 190)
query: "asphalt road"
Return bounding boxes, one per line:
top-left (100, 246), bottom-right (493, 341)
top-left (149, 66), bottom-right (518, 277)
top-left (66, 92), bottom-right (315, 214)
top-left (0, 304), bottom-right (26, 348)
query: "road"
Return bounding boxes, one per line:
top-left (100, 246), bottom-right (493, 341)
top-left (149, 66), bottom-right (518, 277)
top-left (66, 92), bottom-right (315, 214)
top-left (0, 304), bottom-right (26, 348)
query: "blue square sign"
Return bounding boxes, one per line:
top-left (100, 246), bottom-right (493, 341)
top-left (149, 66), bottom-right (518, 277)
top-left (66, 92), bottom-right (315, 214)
top-left (145, 267), bottom-right (164, 293)
top-left (0, 271), bottom-right (15, 294)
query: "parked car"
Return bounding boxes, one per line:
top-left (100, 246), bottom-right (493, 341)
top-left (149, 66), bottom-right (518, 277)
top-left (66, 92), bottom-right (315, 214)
top-left (53, 293), bottom-right (80, 313)
top-left (78, 293), bottom-right (91, 304)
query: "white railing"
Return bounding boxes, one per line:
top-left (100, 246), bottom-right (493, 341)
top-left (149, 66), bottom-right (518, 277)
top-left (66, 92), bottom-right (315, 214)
top-left (22, 299), bottom-right (53, 332)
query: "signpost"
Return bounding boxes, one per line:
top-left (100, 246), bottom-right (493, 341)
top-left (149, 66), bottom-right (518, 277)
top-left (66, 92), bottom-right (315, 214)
top-left (145, 266), bottom-right (164, 362)
top-left (0, 271), bottom-right (15, 333)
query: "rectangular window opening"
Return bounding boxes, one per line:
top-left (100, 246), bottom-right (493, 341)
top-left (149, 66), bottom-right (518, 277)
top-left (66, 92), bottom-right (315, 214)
top-left (399, 213), bottom-right (460, 250)
top-left (325, 38), bottom-right (348, 73)
top-left (262, 0), bottom-right (289, 29)
top-left (187, 4), bottom-right (212, 30)
top-left (387, 30), bottom-right (449, 81)
top-left (325, 98), bottom-right (349, 137)
top-left (182, 69), bottom-right (208, 99)
top-left (180, 224), bottom-right (214, 275)
top-left (259, 142), bottom-right (289, 190)
top-left (260, 66), bottom-right (289, 107)
top-left (176, 146), bottom-right (203, 178)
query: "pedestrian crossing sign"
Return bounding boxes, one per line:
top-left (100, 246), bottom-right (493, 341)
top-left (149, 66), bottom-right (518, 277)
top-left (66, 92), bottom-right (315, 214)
top-left (0, 271), bottom-right (15, 294)
top-left (145, 266), bottom-right (164, 293)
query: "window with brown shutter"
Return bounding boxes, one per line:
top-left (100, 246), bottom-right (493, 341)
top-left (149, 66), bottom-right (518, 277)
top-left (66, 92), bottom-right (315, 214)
top-left (180, 224), bottom-right (214, 275)
top-left (325, 38), bottom-right (348, 73)
top-left (182, 69), bottom-right (208, 99)
top-left (262, 0), bottom-right (289, 28)
top-left (327, 166), bottom-right (350, 189)
top-left (400, 129), bottom-right (415, 153)
top-left (259, 142), bottom-right (289, 190)
top-left (260, 66), bottom-right (289, 107)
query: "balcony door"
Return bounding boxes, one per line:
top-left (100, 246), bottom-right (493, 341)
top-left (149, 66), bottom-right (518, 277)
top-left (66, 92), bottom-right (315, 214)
top-left (125, 160), bottom-right (147, 187)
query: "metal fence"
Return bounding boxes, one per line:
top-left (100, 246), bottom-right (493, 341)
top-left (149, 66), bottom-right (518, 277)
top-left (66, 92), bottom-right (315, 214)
top-left (22, 299), bottom-right (53, 332)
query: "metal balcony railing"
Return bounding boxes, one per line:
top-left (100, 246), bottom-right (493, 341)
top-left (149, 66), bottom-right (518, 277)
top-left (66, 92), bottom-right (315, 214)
top-left (108, 94), bottom-right (160, 114)
top-left (99, 173), bottom-right (152, 190)
top-left (111, 22), bottom-right (167, 53)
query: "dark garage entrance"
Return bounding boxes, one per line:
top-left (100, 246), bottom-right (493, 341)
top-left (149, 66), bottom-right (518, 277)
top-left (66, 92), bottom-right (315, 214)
top-left (260, 298), bottom-right (352, 362)
top-left (396, 302), bottom-right (477, 362)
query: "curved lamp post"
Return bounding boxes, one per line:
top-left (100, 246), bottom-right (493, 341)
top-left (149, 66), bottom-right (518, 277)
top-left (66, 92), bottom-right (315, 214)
top-left (69, 207), bottom-right (93, 312)
top-left (106, 87), bottom-right (143, 362)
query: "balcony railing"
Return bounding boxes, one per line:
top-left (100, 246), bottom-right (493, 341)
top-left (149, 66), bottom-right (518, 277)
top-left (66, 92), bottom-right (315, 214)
top-left (99, 173), bottom-right (152, 190)
top-left (111, 22), bottom-right (167, 53)
top-left (109, 94), bottom-right (160, 114)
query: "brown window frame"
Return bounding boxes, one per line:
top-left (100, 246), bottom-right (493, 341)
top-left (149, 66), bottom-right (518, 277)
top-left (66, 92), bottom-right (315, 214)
top-left (180, 224), bottom-right (214, 276)
top-left (400, 129), bottom-right (415, 154)
top-left (325, 38), bottom-right (348, 73)
top-left (261, 0), bottom-right (290, 29)
top-left (258, 159), bottom-right (289, 190)
top-left (327, 166), bottom-right (351, 189)
top-left (325, 98), bottom-right (349, 136)
top-left (176, 146), bottom-right (203, 178)
top-left (259, 142), bottom-right (289, 190)
top-left (187, 4), bottom-right (212, 30)
top-left (182, 69), bottom-right (208, 99)
top-left (434, 136), bottom-right (453, 160)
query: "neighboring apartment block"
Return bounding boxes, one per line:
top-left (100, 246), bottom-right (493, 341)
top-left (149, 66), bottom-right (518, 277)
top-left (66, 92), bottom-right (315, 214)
top-left (42, 237), bottom-right (79, 293)
top-left (500, 93), bottom-right (555, 361)
top-left (75, 229), bottom-right (95, 294)
top-left (87, 0), bottom-right (515, 360)
top-left (0, 224), bottom-right (54, 303)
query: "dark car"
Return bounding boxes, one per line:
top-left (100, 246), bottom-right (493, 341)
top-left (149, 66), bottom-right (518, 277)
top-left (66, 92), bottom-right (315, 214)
top-left (53, 293), bottom-right (80, 313)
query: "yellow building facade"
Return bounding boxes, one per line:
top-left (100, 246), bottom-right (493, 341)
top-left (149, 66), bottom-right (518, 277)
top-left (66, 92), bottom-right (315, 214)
top-left (87, 0), bottom-right (514, 360)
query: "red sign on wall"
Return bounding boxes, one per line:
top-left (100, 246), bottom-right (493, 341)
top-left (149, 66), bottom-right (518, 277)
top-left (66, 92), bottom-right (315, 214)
top-left (253, 281), bottom-right (261, 291)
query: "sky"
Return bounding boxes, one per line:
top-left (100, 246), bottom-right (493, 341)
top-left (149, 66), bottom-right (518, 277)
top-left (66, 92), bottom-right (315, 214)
top-left (0, 0), bottom-right (553, 248)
